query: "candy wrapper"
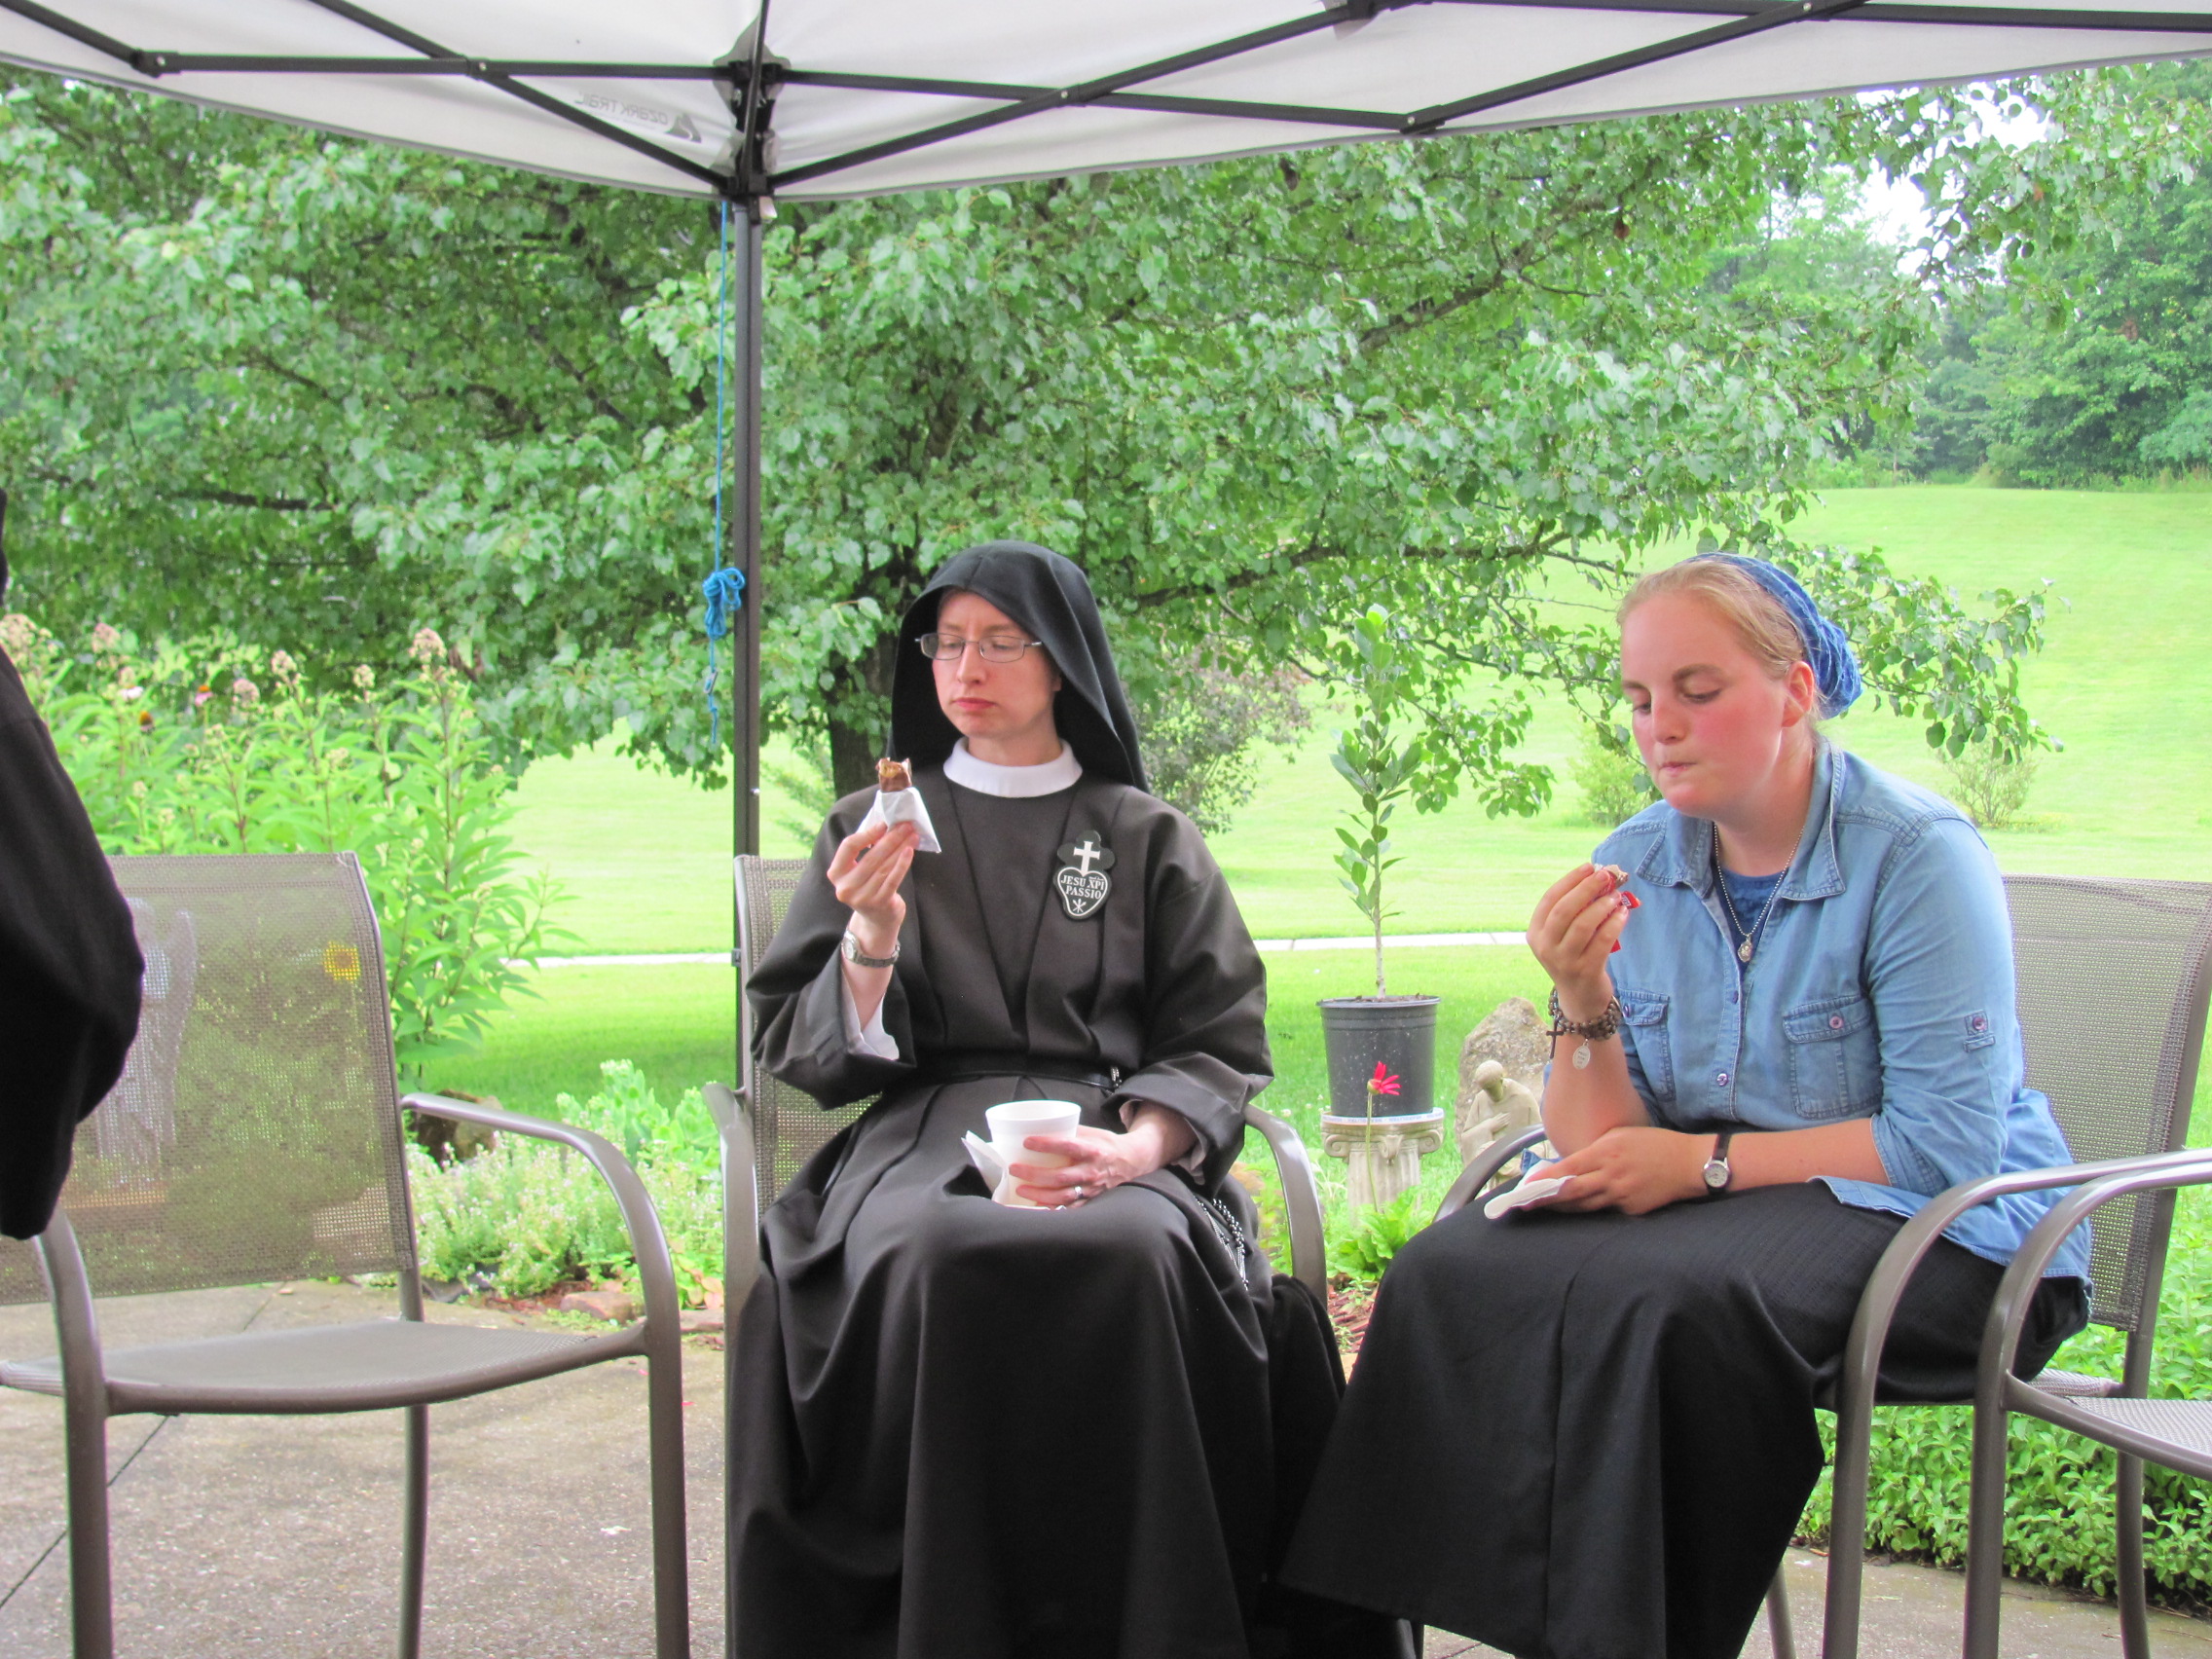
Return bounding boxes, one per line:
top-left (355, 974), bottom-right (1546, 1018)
top-left (1484, 1172), bottom-right (1574, 1220)
top-left (1599, 861), bottom-right (1640, 952)
top-left (856, 757), bottom-right (941, 853)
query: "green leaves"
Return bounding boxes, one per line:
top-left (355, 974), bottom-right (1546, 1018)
top-left (16, 612), bottom-right (567, 1080)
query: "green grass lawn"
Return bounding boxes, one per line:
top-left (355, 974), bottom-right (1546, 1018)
top-left (455, 485), bottom-right (2212, 1137)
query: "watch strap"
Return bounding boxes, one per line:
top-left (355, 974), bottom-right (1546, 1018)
top-left (842, 930), bottom-right (900, 970)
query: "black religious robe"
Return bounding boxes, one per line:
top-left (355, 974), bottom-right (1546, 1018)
top-left (0, 644), bottom-right (142, 1238)
top-left (731, 766), bottom-right (1357, 1659)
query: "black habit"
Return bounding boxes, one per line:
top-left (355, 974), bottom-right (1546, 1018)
top-left (731, 544), bottom-right (1377, 1659)
top-left (0, 497), bottom-right (144, 1239)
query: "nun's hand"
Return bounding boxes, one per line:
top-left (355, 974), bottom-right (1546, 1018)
top-left (830, 821), bottom-right (916, 957)
top-left (1013, 1107), bottom-right (1195, 1207)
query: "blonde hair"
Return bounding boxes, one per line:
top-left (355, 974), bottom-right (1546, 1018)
top-left (1618, 559), bottom-right (1817, 722)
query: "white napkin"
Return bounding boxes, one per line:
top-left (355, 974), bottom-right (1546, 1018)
top-left (856, 761), bottom-right (941, 853)
top-left (963, 1131), bottom-right (1038, 1207)
top-left (1483, 1173), bottom-right (1574, 1220)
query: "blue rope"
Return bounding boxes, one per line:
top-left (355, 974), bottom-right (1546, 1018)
top-left (704, 200), bottom-right (739, 751)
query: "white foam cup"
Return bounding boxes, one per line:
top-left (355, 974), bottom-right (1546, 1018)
top-left (985, 1099), bottom-right (1081, 1207)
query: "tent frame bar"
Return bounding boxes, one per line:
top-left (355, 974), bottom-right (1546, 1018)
top-left (11, 0), bottom-right (2212, 194)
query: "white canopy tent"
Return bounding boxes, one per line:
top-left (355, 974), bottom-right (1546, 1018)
top-left (3, 13), bottom-right (2205, 1645)
top-left (3, 0), bottom-right (2211, 201)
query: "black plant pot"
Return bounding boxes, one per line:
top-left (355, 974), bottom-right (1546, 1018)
top-left (1316, 995), bottom-right (1442, 1120)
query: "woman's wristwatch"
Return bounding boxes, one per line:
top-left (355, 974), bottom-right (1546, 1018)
top-left (1701, 1131), bottom-right (1735, 1199)
top-left (841, 931), bottom-right (900, 970)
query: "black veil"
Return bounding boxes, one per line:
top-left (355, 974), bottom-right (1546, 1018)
top-left (889, 542), bottom-right (1149, 793)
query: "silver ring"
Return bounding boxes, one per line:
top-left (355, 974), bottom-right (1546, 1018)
top-left (1072, 1184), bottom-right (1087, 1201)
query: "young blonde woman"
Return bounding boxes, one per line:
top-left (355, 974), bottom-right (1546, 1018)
top-left (1283, 553), bottom-right (2090, 1659)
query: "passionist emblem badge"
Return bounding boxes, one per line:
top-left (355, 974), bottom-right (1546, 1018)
top-left (1054, 836), bottom-right (1116, 920)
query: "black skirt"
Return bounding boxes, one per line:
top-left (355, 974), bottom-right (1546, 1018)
top-left (1279, 1184), bottom-right (2088, 1659)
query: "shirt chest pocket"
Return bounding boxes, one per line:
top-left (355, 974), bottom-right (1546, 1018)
top-left (1783, 992), bottom-right (1881, 1121)
top-left (1617, 990), bottom-right (1674, 1106)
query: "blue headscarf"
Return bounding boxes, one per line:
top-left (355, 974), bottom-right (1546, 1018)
top-left (1693, 553), bottom-right (1863, 719)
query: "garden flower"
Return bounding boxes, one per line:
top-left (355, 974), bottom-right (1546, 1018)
top-left (91, 622), bottom-right (122, 652)
top-left (120, 686), bottom-right (143, 701)
top-left (0, 615), bottom-right (36, 656)
top-left (352, 663), bottom-right (376, 691)
top-left (410, 626), bottom-right (446, 666)
top-left (270, 649), bottom-right (299, 682)
top-left (192, 683), bottom-right (212, 708)
top-left (232, 677), bottom-right (260, 704)
top-left (1367, 1061), bottom-right (1402, 1099)
top-left (116, 663), bottom-right (137, 688)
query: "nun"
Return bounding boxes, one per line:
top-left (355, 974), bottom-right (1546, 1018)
top-left (730, 543), bottom-right (1382, 1659)
top-left (0, 491), bottom-right (143, 1241)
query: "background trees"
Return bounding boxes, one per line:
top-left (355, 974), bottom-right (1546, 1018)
top-left (2, 67), bottom-right (2190, 809)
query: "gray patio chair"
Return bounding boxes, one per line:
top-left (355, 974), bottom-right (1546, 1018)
top-left (0, 852), bottom-right (689, 1659)
top-left (1430, 873), bottom-right (2212, 1659)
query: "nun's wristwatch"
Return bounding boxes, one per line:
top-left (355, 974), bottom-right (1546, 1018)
top-left (841, 931), bottom-right (900, 970)
top-left (1701, 1130), bottom-right (1736, 1198)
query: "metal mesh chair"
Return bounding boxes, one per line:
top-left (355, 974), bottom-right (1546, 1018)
top-left (0, 853), bottom-right (690, 1659)
top-left (1429, 873), bottom-right (2212, 1659)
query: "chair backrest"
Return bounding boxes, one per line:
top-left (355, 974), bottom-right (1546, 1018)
top-left (0, 853), bottom-right (418, 1305)
top-left (735, 855), bottom-right (869, 1201)
top-left (2006, 874), bottom-right (2212, 1337)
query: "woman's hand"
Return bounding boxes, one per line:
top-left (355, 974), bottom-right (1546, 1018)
top-left (1528, 862), bottom-right (1634, 1021)
top-left (1530, 1125), bottom-right (1709, 1215)
top-left (1013, 1105), bottom-right (1196, 1207)
top-left (828, 820), bottom-right (917, 956)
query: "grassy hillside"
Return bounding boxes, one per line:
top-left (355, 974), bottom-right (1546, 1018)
top-left (504, 486), bottom-right (2212, 952)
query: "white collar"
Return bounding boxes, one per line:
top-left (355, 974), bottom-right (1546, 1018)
top-left (942, 739), bottom-right (1084, 798)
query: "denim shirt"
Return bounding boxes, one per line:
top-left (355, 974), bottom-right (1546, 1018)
top-left (1594, 745), bottom-right (2091, 1279)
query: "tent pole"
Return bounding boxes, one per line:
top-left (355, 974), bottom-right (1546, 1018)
top-left (731, 201), bottom-right (764, 861)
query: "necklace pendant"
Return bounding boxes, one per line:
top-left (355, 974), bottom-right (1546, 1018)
top-left (1737, 939), bottom-right (1755, 964)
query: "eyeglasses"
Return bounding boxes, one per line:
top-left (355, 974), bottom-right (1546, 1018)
top-left (917, 632), bottom-right (1045, 664)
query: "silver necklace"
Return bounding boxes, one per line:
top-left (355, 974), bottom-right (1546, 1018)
top-left (1714, 836), bottom-right (1787, 965)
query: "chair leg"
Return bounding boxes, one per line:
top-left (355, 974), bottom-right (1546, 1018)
top-left (1963, 1395), bottom-right (2011, 1659)
top-left (645, 1334), bottom-right (692, 1659)
top-left (397, 1405), bottom-right (428, 1659)
top-left (1393, 1617), bottom-right (1422, 1658)
top-left (2116, 1452), bottom-right (2150, 1659)
top-left (1765, 1564), bottom-right (1796, 1659)
top-left (59, 1379), bottom-right (115, 1659)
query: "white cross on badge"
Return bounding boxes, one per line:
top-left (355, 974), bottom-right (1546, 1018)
top-left (1054, 837), bottom-right (1117, 920)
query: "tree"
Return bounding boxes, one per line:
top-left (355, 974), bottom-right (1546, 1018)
top-left (1, 70), bottom-right (2155, 805)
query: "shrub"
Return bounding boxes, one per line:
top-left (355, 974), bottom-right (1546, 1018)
top-left (1941, 742), bottom-right (2040, 830)
top-left (1135, 657), bottom-right (1310, 835)
top-left (8, 615), bottom-right (564, 1079)
top-left (1571, 719), bottom-right (1658, 827)
top-left (1328, 1189), bottom-right (1428, 1281)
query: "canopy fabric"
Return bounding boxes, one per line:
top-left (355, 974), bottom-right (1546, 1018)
top-left (3, 0), bottom-right (2209, 200)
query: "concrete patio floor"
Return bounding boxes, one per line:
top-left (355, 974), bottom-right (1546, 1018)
top-left (2, 1281), bottom-right (2205, 1658)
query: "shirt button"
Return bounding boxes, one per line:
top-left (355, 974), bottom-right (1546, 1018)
top-left (1829, 1014), bottom-right (1846, 1031)
top-left (1727, 990), bottom-right (1739, 1005)
top-left (1715, 1071), bottom-right (1731, 1087)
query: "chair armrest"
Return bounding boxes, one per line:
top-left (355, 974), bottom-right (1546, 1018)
top-left (1434, 1125), bottom-right (1549, 1223)
top-left (1981, 1152), bottom-right (2212, 1402)
top-left (703, 1083), bottom-right (760, 1301)
top-left (403, 1093), bottom-right (682, 1337)
top-left (1824, 1145), bottom-right (2212, 1659)
top-left (1244, 1103), bottom-right (1327, 1300)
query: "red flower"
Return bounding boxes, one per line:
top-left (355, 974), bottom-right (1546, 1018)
top-left (1367, 1062), bottom-right (1402, 1097)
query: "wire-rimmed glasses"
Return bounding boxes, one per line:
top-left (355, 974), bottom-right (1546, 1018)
top-left (917, 632), bottom-right (1046, 664)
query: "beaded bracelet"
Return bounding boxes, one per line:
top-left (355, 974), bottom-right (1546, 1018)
top-left (1547, 986), bottom-right (1622, 1043)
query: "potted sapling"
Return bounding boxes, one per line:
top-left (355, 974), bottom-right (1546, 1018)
top-left (1316, 608), bottom-right (1447, 1209)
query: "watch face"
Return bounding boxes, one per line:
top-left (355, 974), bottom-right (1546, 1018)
top-left (1703, 1161), bottom-right (1728, 1189)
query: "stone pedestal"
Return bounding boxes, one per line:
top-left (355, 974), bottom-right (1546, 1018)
top-left (1320, 1109), bottom-right (1447, 1210)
